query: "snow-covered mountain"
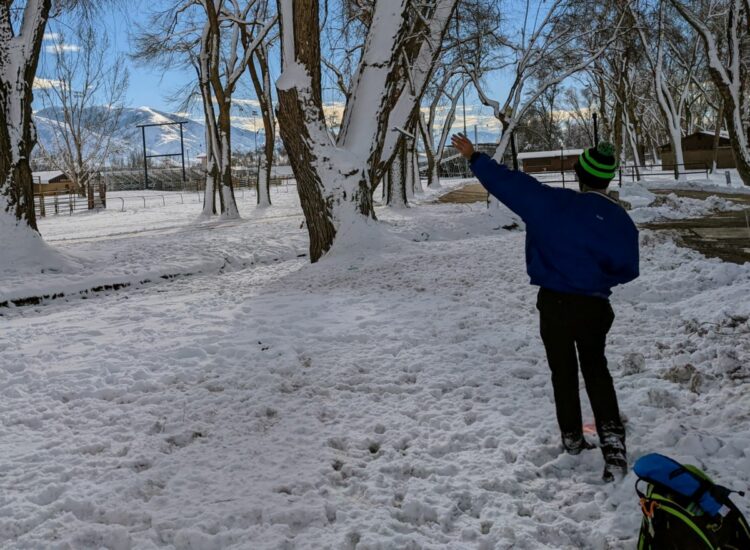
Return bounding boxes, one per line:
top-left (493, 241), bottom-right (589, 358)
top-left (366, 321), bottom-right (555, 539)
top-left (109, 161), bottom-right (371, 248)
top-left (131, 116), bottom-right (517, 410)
top-left (33, 106), bottom-right (264, 160)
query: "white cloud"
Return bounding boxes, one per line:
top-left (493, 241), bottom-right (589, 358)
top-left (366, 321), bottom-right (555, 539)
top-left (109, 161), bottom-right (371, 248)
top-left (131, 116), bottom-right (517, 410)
top-left (230, 116), bottom-right (263, 132)
top-left (33, 77), bottom-right (63, 90)
top-left (43, 32), bottom-right (60, 41)
top-left (229, 101), bottom-right (346, 131)
top-left (44, 43), bottom-right (80, 55)
top-left (233, 98), bottom-right (262, 110)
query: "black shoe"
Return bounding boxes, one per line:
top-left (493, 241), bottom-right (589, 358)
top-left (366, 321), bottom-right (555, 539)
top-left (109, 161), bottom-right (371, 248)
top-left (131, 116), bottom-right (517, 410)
top-left (562, 432), bottom-right (595, 455)
top-left (601, 432), bottom-right (627, 482)
top-left (602, 454), bottom-right (627, 482)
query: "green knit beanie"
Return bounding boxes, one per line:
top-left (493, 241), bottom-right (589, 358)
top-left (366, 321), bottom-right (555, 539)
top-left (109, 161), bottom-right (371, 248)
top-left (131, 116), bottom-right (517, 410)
top-left (574, 142), bottom-right (618, 189)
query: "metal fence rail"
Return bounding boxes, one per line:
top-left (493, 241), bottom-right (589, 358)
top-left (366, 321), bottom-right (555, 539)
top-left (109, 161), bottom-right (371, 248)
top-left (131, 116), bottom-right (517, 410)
top-left (102, 167), bottom-right (296, 193)
top-left (619, 163), bottom-right (710, 184)
top-left (107, 175), bottom-right (297, 212)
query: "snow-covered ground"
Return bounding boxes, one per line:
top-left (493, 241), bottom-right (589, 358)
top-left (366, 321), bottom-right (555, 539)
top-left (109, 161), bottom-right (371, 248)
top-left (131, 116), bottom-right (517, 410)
top-left (1, 178), bottom-right (749, 549)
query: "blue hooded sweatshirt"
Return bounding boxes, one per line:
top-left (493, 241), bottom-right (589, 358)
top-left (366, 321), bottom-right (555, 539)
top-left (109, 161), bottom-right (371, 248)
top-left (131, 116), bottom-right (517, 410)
top-left (470, 153), bottom-right (639, 298)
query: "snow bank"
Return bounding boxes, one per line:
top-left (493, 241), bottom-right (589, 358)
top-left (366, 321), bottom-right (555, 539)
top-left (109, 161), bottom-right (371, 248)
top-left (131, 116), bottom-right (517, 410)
top-left (627, 192), bottom-right (745, 224)
top-left (0, 198), bottom-right (81, 282)
top-left (619, 182), bottom-right (656, 208)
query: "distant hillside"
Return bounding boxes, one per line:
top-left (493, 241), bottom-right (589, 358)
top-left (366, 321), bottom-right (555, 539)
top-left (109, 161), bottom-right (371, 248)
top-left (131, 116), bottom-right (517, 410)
top-left (33, 106), bottom-right (503, 165)
top-left (33, 106), bottom-right (264, 162)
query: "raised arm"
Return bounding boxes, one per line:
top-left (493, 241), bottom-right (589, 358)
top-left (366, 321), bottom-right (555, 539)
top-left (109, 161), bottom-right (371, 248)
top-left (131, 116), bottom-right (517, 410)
top-left (451, 134), bottom-right (557, 224)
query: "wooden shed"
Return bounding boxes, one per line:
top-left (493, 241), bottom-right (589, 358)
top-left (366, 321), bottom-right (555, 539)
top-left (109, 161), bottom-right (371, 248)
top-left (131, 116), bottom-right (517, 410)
top-left (659, 131), bottom-right (734, 170)
top-left (517, 149), bottom-right (583, 173)
top-left (33, 171), bottom-right (73, 194)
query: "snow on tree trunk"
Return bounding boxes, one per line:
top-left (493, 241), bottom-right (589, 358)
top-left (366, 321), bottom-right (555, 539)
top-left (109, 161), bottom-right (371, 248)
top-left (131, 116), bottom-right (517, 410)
top-left (485, 123), bottom-right (515, 212)
top-left (247, 43), bottom-right (274, 207)
top-left (197, 4), bottom-right (276, 218)
top-left (646, 15), bottom-right (686, 181)
top-left (200, 75), bottom-right (218, 217)
top-left (257, 161), bottom-right (271, 207)
top-left (0, 0), bottom-right (51, 233)
top-left (276, 0), bottom-right (457, 261)
top-left (0, 0), bottom-right (79, 274)
top-left (256, 82), bottom-right (273, 208)
top-left (624, 113), bottom-right (642, 181)
top-left (419, 113), bottom-right (440, 189)
top-left (411, 142), bottom-right (423, 194)
top-left (387, 140), bottom-right (408, 208)
top-left (276, 34), bottom-right (373, 259)
top-left (419, 76), bottom-right (469, 190)
top-left (668, 127), bottom-right (685, 181)
top-left (0, 85), bottom-right (37, 230)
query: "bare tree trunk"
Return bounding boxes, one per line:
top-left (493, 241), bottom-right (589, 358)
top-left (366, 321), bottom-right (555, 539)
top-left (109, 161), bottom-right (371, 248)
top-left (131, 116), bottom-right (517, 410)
top-left (247, 42), bottom-right (274, 207)
top-left (624, 111), bottom-right (641, 181)
top-left (418, 114), bottom-right (439, 189)
top-left (405, 122), bottom-right (418, 198)
top-left (199, 67), bottom-right (218, 217)
top-left (217, 102), bottom-right (239, 218)
top-left (712, 100), bottom-right (724, 173)
top-left (594, 70), bottom-right (612, 141)
top-left (411, 135), bottom-right (423, 194)
top-left (613, 92), bottom-right (625, 163)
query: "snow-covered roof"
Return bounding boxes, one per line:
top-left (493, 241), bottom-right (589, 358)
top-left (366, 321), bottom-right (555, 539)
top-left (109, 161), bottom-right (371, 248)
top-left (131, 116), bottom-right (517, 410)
top-left (271, 165), bottom-right (294, 177)
top-left (696, 130), bottom-right (730, 139)
top-left (659, 130), bottom-right (732, 149)
top-left (517, 149), bottom-right (583, 160)
top-left (32, 171), bottom-right (68, 184)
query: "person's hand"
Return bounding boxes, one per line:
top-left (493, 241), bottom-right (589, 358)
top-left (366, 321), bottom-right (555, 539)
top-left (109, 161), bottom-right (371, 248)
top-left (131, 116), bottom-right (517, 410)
top-left (451, 133), bottom-right (475, 159)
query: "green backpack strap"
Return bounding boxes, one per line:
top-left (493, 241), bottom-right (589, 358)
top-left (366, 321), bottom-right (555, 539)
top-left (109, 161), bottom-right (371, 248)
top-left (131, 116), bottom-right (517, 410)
top-left (636, 480), bottom-right (716, 550)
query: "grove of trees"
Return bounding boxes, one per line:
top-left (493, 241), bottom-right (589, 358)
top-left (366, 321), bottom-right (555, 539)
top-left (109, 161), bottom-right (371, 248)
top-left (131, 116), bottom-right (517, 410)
top-left (2, 0), bottom-right (749, 264)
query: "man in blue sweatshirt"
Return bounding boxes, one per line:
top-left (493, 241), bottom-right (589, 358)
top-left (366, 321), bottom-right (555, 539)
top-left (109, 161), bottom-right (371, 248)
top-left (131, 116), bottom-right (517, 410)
top-left (451, 134), bottom-right (639, 482)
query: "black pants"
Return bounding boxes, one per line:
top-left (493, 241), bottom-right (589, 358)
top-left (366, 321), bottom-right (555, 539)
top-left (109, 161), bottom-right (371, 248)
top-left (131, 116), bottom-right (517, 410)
top-left (536, 287), bottom-right (624, 444)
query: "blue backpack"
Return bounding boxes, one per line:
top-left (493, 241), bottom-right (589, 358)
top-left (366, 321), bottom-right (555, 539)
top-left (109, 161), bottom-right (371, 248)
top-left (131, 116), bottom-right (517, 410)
top-left (634, 453), bottom-right (750, 550)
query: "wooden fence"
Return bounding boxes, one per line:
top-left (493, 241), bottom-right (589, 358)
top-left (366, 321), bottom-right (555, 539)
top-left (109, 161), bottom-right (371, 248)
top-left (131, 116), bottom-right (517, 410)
top-left (35, 183), bottom-right (106, 217)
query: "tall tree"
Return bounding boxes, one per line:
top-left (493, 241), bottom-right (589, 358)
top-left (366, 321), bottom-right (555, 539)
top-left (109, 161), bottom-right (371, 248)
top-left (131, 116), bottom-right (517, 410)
top-left (669, 0), bottom-right (750, 185)
top-left (1, 0), bottom-right (52, 232)
top-left (242, 5), bottom-right (276, 207)
top-left (135, 0), bottom-right (276, 218)
top-left (467, 0), bottom-right (625, 163)
top-left (37, 22), bottom-right (129, 195)
top-left (634, 3), bottom-right (701, 180)
top-left (276, 0), bottom-right (457, 262)
top-left (196, 0), bottom-right (276, 217)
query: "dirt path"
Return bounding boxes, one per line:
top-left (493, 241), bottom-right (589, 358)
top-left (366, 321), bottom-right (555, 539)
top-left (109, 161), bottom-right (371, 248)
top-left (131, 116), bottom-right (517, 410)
top-left (436, 183), bottom-right (487, 204)
top-left (644, 190), bottom-right (750, 264)
top-left (438, 181), bottom-right (750, 264)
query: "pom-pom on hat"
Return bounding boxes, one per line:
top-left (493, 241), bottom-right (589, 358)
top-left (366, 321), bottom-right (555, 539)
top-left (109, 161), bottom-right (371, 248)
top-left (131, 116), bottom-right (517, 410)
top-left (574, 142), bottom-right (618, 189)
